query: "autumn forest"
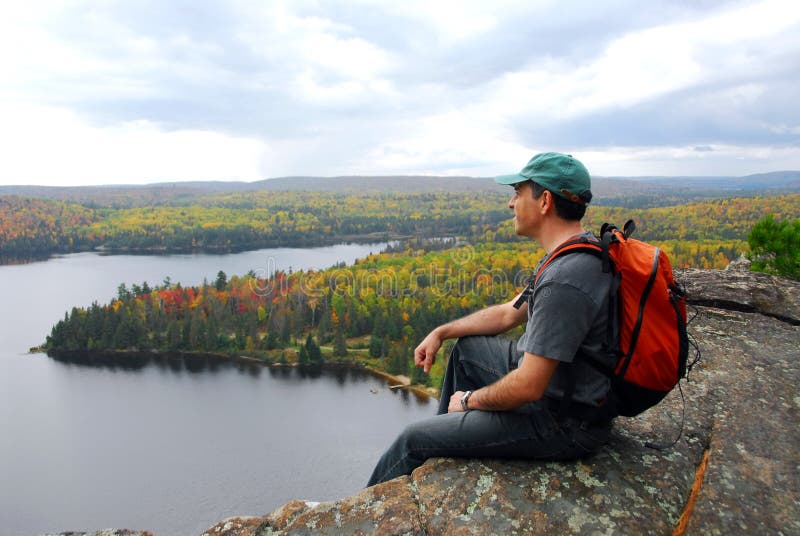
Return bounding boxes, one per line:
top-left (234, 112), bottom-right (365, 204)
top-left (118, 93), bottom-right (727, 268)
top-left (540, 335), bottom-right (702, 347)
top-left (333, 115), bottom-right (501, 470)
top-left (3, 178), bottom-right (798, 389)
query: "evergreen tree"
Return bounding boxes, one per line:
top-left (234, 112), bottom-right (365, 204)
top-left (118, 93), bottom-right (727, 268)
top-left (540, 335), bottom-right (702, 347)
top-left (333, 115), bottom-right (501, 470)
top-left (181, 316), bottom-right (192, 348)
top-left (166, 321), bottom-right (182, 350)
top-left (298, 344), bottom-right (310, 365)
top-left (100, 315), bottom-right (118, 348)
top-left (215, 270), bottom-right (228, 291)
top-left (369, 335), bottom-right (384, 358)
top-left (280, 318), bottom-right (291, 345)
top-left (317, 303), bottom-right (332, 343)
top-left (372, 313), bottom-right (387, 337)
top-left (263, 330), bottom-right (280, 350)
top-left (333, 326), bottom-right (347, 358)
top-left (410, 361), bottom-right (429, 386)
top-left (247, 311), bottom-right (259, 343)
top-left (387, 343), bottom-right (409, 375)
top-left (748, 215), bottom-right (800, 280)
top-left (189, 313), bottom-right (205, 349)
top-left (234, 322), bottom-right (247, 350)
top-left (86, 302), bottom-right (104, 342)
top-left (117, 283), bottom-right (130, 301)
top-left (305, 334), bottom-right (323, 363)
top-left (206, 316), bottom-right (219, 349)
top-left (113, 313), bottom-right (145, 349)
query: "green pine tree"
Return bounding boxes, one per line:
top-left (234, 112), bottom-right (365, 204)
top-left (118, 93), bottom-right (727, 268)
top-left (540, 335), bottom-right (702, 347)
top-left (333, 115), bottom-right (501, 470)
top-left (369, 335), bottom-right (384, 358)
top-left (748, 215), bottom-right (800, 280)
top-left (305, 334), bottom-right (323, 363)
top-left (333, 327), bottom-right (347, 358)
top-left (215, 270), bottom-right (228, 291)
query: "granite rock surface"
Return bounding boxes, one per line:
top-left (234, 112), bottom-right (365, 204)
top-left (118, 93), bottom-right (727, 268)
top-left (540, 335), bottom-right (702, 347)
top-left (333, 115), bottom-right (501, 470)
top-left (202, 268), bottom-right (800, 535)
top-left (45, 268), bottom-right (795, 536)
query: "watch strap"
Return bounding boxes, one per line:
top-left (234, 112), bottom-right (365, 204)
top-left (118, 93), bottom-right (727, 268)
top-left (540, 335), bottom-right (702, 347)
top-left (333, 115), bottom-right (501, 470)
top-left (461, 390), bottom-right (473, 411)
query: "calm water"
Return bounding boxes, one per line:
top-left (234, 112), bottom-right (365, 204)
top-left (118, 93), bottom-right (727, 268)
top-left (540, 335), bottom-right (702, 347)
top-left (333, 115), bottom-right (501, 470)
top-left (0, 244), bottom-right (434, 536)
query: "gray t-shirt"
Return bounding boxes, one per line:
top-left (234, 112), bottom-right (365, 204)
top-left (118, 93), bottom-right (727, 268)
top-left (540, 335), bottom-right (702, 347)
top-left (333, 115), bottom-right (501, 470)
top-left (516, 232), bottom-right (614, 406)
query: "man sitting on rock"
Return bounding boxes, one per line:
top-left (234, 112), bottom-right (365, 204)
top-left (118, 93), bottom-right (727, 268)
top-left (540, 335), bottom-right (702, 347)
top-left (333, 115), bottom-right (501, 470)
top-left (368, 152), bottom-right (616, 486)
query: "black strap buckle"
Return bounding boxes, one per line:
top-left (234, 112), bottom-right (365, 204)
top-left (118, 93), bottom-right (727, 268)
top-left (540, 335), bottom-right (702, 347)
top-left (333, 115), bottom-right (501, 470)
top-left (513, 280), bottom-right (534, 309)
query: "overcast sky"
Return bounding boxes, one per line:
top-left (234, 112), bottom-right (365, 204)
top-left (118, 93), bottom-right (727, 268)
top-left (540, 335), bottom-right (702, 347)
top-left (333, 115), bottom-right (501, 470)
top-left (1, 0), bottom-right (799, 186)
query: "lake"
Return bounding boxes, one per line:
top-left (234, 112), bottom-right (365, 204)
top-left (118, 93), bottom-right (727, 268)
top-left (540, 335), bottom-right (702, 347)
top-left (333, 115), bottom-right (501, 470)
top-left (0, 244), bottom-right (434, 536)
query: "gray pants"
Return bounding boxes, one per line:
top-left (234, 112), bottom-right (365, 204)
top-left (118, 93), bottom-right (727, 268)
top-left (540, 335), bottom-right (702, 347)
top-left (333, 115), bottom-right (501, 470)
top-left (367, 336), bottom-right (612, 486)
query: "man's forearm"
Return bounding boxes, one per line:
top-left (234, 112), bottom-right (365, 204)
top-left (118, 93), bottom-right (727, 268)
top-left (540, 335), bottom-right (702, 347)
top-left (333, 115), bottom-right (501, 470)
top-left (447, 353), bottom-right (560, 413)
top-left (415, 292), bottom-right (527, 373)
top-left (470, 368), bottom-right (535, 410)
top-left (435, 302), bottom-right (522, 341)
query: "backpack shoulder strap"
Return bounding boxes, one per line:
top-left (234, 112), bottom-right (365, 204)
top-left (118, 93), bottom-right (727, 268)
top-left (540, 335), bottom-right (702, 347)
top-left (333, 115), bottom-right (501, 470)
top-left (533, 237), bottom-right (604, 285)
top-left (512, 235), bottom-right (603, 310)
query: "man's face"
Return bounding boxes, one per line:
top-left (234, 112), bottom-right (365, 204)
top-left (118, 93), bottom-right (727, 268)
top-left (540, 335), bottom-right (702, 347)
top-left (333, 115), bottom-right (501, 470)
top-left (508, 181), bottom-right (541, 238)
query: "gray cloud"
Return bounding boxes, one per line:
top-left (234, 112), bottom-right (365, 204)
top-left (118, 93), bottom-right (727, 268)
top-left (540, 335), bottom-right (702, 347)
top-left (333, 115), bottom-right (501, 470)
top-left (2, 0), bottom-right (799, 184)
top-left (39, 0), bottom-right (758, 135)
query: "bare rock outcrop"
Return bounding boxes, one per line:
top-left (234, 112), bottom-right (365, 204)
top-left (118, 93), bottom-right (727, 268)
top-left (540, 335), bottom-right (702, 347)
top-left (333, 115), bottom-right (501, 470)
top-left (678, 266), bottom-right (800, 324)
top-left (204, 268), bottom-right (800, 535)
top-left (44, 531), bottom-right (153, 536)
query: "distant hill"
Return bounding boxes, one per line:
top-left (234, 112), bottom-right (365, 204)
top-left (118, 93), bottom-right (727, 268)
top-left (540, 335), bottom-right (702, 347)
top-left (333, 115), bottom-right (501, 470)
top-left (605, 171), bottom-right (800, 191)
top-left (1, 171), bottom-right (798, 207)
top-left (0, 183), bottom-right (216, 207)
top-left (0, 177), bottom-right (509, 207)
top-left (249, 175), bottom-right (505, 193)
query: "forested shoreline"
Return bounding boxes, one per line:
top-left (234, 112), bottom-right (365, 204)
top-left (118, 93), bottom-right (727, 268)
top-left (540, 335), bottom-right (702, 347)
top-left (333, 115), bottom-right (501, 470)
top-left (8, 182), bottom-right (794, 391)
top-left (0, 191), bottom-right (508, 259)
top-left (3, 185), bottom-right (798, 261)
top-left (43, 239), bottom-right (554, 388)
top-left (42, 199), bottom-right (798, 392)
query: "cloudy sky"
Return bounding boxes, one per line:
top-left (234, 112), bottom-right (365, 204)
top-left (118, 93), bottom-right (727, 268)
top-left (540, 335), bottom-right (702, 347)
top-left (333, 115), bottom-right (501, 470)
top-left (1, 0), bottom-right (799, 186)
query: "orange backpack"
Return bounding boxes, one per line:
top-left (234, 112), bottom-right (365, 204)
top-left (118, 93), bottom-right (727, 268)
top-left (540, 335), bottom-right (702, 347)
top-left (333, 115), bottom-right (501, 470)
top-left (520, 220), bottom-right (691, 417)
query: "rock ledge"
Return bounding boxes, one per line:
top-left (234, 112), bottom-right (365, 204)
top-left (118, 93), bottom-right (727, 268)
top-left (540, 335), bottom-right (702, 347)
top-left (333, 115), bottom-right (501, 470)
top-left (204, 269), bottom-right (800, 535)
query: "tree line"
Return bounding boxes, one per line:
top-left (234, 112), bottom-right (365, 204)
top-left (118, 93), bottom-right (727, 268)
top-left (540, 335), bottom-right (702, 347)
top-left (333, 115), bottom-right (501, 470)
top-left (4, 190), bottom-right (798, 260)
top-left (44, 241), bottom-right (545, 387)
top-left (1, 191), bottom-right (508, 258)
top-left (44, 210), bottom-right (799, 390)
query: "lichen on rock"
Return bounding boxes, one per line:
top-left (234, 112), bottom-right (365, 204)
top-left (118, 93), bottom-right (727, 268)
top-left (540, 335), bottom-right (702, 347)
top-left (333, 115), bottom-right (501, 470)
top-left (202, 269), bottom-right (800, 534)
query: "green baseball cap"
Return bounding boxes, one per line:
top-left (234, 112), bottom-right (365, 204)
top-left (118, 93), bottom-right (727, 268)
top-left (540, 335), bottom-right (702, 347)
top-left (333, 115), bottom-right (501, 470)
top-left (495, 152), bottom-right (591, 204)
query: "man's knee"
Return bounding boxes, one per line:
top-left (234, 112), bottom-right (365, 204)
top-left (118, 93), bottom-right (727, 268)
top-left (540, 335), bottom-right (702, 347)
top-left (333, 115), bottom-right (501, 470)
top-left (455, 335), bottom-right (514, 359)
top-left (450, 335), bottom-right (489, 368)
top-left (454, 335), bottom-right (517, 380)
top-left (396, 419), bottom-right (434, 449)
top-left (451, 335), bottom-right (485, 355)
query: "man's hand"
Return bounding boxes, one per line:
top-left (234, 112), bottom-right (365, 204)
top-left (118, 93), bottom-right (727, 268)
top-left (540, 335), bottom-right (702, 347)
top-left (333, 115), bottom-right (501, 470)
top-left (414, 330), bottom-right (442, 373)
top-left (448, 390), bottom-right (467, 413)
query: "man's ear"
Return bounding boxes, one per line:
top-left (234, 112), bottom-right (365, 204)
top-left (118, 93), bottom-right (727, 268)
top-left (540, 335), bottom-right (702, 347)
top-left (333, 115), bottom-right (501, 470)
top-left (540, 189), bottom-right (553, 214)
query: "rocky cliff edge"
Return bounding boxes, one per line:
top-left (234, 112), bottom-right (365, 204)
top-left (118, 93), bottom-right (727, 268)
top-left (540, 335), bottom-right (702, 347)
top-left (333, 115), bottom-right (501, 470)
top-left (203, 263), bottom-right (800, 535)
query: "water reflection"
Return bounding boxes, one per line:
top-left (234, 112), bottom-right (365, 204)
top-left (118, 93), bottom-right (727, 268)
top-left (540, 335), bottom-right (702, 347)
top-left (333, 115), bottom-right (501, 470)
top-left (185, 354), bottom-right (204, 373)
top-left (46, 350), bottom-right (266, 377)
top-left (1, 241), bottom-right (417, 536)
top-left (331, 366), bottom-right (348, 386)
top-left (48, 350), bottom-right (150, 371)
top-left (296, 364), bottom-right (324, 379)
top-left (0, 253), bottom-right (53, 266)
top-left (268, 366), bottom-right (293, 380)
top-left (44, 351), bottom-right (433, 404)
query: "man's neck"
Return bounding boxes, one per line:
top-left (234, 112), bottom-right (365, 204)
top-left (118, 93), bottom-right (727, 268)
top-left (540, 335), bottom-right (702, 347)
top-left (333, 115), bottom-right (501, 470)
top-left (537, 221), bottom-right (585, 254)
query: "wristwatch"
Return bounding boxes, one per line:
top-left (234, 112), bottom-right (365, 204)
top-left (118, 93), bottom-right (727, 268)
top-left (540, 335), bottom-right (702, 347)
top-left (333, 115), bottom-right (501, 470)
top-left (460, 390), bottom-right (473, 411)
